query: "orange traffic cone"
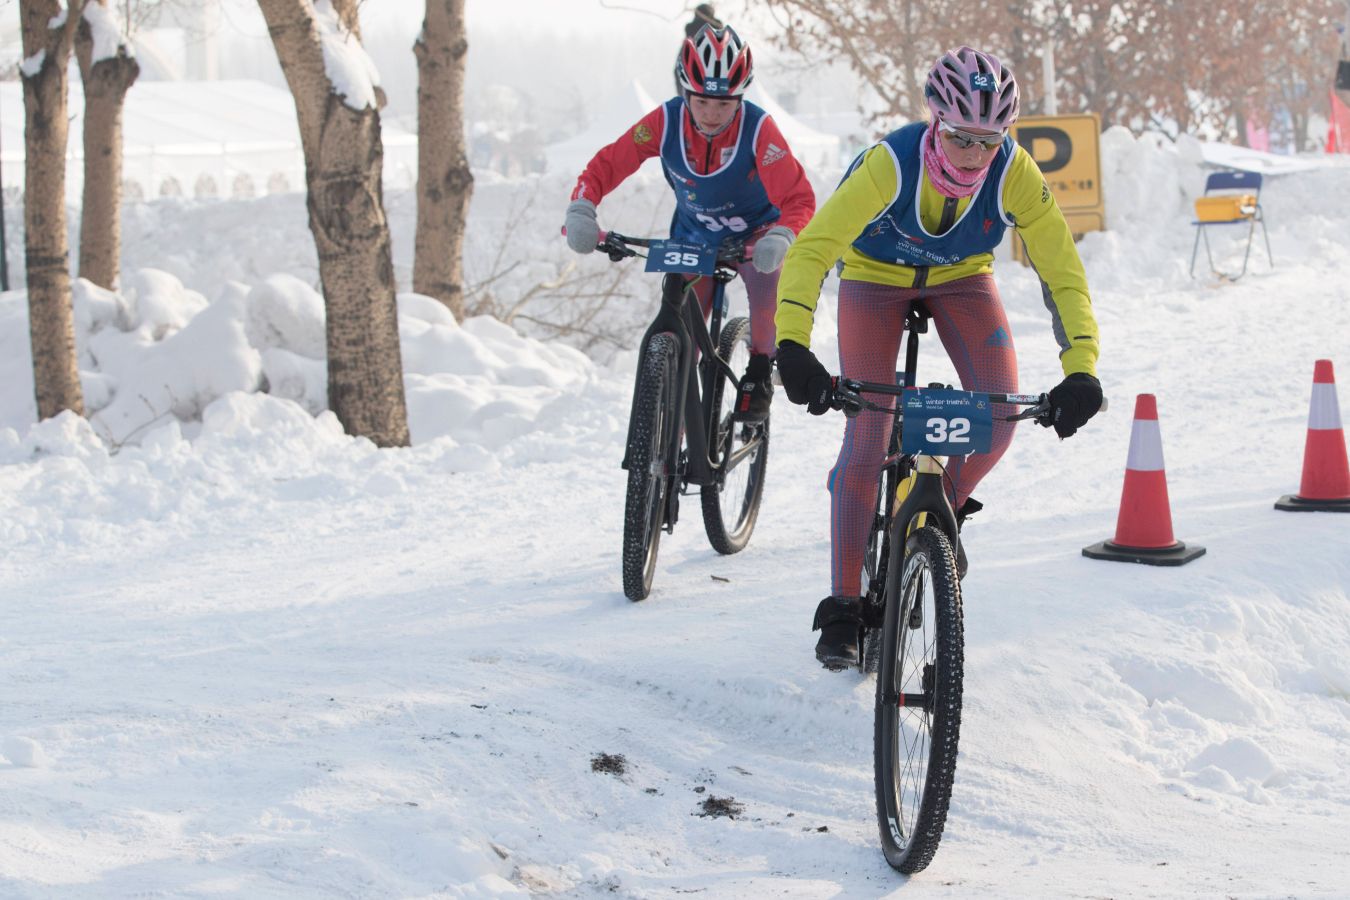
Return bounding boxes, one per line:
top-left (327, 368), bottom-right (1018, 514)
top-left (1083, 394), bottom-right (1206, 566)
top-left (1275, 359), bottom-right (1350, 512)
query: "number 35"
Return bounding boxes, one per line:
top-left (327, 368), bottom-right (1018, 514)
top-left (664, 251), bottom-right (702, 267)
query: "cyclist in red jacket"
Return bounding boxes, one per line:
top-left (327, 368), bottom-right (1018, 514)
top-left (564, 25), bottom-right (816, 421)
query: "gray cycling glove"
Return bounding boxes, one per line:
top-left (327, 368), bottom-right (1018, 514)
top-left (564, 199), bottom-right (600, 254)
top-left (751, 225), bottom-right (795, 274)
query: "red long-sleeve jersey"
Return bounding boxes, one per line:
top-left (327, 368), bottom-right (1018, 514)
top-left (570, 101), bottom-right (816, 235)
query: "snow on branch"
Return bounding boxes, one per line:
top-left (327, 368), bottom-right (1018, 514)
top-left (313, 0), bottom-right (382, 111)
top-left (21, 50), bottom-right (47, 77)
top-left (83, 1), bottom-right (134, 64)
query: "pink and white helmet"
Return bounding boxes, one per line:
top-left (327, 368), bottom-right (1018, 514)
top-left (924, 46), bottom-right (1020, 131)
top-left (676, 25), bottom-right (754, 98)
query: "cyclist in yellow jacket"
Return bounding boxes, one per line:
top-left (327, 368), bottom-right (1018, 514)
top-left (772, 47), bottom-right (1104, 670)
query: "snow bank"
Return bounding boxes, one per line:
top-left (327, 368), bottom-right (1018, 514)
top-left (2, 275), bottom-right (608, 467)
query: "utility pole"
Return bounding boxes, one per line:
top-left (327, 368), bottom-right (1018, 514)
top-left (1337, 2), bottom-right (1350, 109)
top-left (1042, 37), bottom-right (1058, 116)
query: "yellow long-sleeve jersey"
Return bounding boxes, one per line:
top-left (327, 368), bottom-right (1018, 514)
top-left (776, 142), bottom-right (1100, 377)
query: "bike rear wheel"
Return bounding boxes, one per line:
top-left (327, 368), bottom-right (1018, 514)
top-left (700, 316), bottom-right (769, 554)
top-left (622, 333), bottom-right (680, 601)
top-left (874, 523), bottom-right (964, 874)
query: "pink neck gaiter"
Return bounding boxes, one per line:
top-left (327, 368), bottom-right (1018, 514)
top-left (922, 125), bottom-right (995, 199)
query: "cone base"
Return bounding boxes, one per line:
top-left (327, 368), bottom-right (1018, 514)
top-left (1082, 539), bottom-right (1207, 566)
top-left (1274, 494), bottom-right (1350, 512)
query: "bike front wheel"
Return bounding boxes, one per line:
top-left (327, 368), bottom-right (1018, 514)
top-left (700, 316), bottom-right (769, 554)
top-left (622, 333), bottom-right (679, 601)
top-left (873, 523), bottom-right (964, 874)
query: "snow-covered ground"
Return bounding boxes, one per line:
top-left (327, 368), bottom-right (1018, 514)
top-left (2, 128), bottom-right (1350, 897)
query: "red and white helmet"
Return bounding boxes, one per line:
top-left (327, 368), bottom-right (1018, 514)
top-left (676, 25), bottom-right (754, 98)
top-left (924, 46), bottom-right (1020, 131)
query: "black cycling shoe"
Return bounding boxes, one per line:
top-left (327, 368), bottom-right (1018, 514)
top-left (955, 497), bottom-right (983, 581)
top-left (732, 353), bottom-right (774, 422)
top-left (812, 595), bottom-right (864, 671)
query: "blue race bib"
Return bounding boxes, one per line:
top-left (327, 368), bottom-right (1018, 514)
top-left (901, 389), bottom-right (994, 456)
top-left (644, 240), bottom-right (716, 275)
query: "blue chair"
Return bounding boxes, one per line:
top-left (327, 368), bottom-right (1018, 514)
top-left (1189, 170), bottom-right (1272, 280)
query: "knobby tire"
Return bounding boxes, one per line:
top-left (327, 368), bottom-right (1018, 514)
top-left (622, 333), bottom-right (679, 601)
top-left (873, 524), bottom-right (964, 874)
top-left (700, 316), bottom-right (768, 554)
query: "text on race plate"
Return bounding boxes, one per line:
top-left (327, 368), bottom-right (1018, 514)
top-left (644, 240), bottom-right (717, 275)
top-left (901, 389), bottom-right (995, 456)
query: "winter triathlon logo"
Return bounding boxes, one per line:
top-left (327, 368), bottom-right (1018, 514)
top-left (632, 124), bottom-right (653, 145)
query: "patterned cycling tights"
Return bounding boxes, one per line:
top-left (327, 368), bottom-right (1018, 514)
top-left (829, 275), bottom-right (1019, 597)
top-left (688, 262), bottom-right (779, 355)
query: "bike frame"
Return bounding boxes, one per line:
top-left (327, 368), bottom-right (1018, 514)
top-left (621, 251), bottom-right (760, 491)
top-left (839, 303), bottom-right (1051, 616)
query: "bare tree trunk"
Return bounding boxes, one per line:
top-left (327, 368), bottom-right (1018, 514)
top-left (413, 0), bottom-right (473, 318)
top-left (76, 0), bottom-right (139, 290)
top-left (20, 0), bottom-right (85, 420)
top-left (258, 0), bottom-right (410, 447)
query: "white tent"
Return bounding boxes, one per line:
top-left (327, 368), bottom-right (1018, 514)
top-left (0, 80), bottom-right (418, 200)
top-left (745, 83), bottom-right (842, 177)
top-left (542, 79), bottom-right (843, 181)
top-left (543, 79), bottom-right (664, 178)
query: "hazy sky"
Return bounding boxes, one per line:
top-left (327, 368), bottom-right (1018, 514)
top-left (466, 0), bottom-right (706, 33)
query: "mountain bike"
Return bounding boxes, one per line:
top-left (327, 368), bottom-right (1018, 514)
top-left (829, 302), bottom-right (1099, 874)
top-left (593, 232), bottom-right (770, 601)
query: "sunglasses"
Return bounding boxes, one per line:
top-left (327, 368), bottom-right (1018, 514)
top-left (939, 121), bottom-right (1006, 151)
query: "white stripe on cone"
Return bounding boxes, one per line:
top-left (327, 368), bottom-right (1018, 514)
top-left (1125, 419), bottom-right (1165, 472)
top-left (1308, 383), bottom-right (1344, 430)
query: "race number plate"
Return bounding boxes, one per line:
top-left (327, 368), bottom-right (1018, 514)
top-left (644, 240), bottom-right (716, 275)
top-left (901, 389), bottom-right (994, 456)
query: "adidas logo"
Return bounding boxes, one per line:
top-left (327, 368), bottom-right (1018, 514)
top-left (985, 326), bottom-right (1013, 348)
top-left (762, 142), bottom-right (786, 165)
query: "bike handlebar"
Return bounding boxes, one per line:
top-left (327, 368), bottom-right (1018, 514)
top-left (561, 227), bottom-right (750, 266)
top-left (830, 378), bottom-right (1108, 428)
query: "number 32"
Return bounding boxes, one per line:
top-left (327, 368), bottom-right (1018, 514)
top-left (926, 417), bottom-right (970, 443)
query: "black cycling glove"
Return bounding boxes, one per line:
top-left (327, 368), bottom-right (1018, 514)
top-left (1042, 372), bottom-right (1103, 438)
top-left (775, 340), bottom-right (833, 415)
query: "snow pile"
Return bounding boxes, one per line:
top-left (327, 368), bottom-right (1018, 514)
top-left (1, 268), bottom-right (610, 463)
